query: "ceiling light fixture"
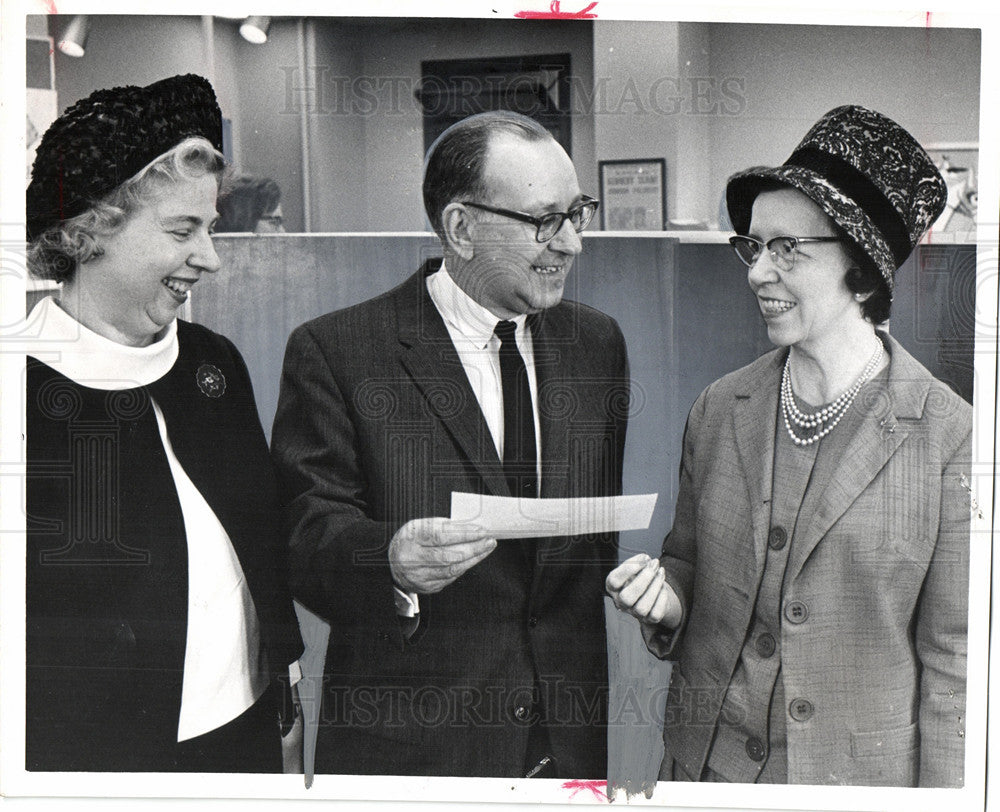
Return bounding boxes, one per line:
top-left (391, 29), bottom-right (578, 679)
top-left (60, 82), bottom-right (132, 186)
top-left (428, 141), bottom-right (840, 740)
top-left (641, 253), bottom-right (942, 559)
top-left (239, 16), bottom-right (271, 44)
top-left (57, 15), bottom-right (90, 58)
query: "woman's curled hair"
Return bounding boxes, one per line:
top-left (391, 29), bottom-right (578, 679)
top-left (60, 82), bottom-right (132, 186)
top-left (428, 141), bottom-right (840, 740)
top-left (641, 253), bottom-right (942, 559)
top-left (27, 136), bottom-right (226, 283)
top-left (838, 226), bottom-right (892, 325)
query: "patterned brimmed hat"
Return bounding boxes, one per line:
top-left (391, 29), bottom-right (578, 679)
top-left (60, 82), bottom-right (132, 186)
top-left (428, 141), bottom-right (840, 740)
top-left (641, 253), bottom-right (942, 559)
top-left (726, 105), bottom-right (946, 291)
top-left (26, 74), bottom-right (223, 241)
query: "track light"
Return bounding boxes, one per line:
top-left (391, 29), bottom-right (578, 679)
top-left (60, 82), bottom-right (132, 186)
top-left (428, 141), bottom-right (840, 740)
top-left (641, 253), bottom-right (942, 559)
top-left (239, 16), bottom-right (270, 44)
top-left (57, 15), bottom-right (90, 58)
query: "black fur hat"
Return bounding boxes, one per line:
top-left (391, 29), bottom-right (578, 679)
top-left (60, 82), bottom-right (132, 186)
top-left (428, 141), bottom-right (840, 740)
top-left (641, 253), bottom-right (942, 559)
top-left (26, 73), bottom-right (223, 241)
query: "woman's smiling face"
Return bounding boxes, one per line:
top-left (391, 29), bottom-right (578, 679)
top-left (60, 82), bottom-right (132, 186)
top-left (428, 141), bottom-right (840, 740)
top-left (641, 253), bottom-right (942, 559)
top-left (72, 173), bottom-right (221, 346)
top-left (746, 187), bottom-right (860, 354)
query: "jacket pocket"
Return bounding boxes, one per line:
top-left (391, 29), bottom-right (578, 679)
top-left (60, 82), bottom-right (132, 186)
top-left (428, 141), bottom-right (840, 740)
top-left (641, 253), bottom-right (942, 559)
top-left (850, 722), bottom-right (918, 758)
top-left (663, 666), bottom-right (723, 780)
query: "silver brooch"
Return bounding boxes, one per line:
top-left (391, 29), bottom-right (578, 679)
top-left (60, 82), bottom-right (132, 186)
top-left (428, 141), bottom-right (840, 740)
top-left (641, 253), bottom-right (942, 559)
top-left (196, 364), bottom-right (226, 398)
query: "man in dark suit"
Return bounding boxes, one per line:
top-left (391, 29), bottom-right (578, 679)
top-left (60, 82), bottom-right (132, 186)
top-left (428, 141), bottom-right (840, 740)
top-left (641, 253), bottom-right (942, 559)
top-left (271, 111), bottom-right (629, 778)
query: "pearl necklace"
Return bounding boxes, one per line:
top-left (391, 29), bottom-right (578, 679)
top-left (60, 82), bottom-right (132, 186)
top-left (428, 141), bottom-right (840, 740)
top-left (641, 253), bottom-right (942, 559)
top-left (780, 340), bottom-right (885, 446)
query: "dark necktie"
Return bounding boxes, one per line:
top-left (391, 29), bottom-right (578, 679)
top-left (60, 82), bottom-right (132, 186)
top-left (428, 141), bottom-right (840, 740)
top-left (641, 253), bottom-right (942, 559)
top-left (494, 320), bottom-right (538, 499)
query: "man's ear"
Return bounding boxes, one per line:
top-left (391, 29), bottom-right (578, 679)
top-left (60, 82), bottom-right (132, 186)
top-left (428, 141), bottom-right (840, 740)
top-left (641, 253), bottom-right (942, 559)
top-left (441, 203), bottom-right (475, 260)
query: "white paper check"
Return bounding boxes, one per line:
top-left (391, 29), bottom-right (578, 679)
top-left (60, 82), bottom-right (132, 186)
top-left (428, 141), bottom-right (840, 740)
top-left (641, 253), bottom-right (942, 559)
top-left (449, 492), bottom-right (658, 539)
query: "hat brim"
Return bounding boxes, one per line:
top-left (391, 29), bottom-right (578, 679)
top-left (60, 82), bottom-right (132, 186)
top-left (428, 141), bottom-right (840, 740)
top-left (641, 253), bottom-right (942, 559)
top-left (726, 165), bottom-right (897, 290)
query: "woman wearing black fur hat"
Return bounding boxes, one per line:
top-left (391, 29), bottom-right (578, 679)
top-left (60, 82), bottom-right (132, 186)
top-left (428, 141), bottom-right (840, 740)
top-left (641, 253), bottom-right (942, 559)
top-left (24, 74), bottom-right (302, 772)
top-left (607, 106), bottom-right (972, 786)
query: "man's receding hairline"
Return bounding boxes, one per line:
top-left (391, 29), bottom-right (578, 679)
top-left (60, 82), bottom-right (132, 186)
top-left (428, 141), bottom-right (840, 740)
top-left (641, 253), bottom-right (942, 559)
top-left (423, 114), bottom-right (556, 235)
top-left (479, 126), bottom-right (560, 177)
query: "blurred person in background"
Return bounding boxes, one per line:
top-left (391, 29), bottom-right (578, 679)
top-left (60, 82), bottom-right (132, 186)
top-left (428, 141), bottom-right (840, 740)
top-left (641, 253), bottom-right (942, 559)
top-left (215, 174), bottom-right (285, 233)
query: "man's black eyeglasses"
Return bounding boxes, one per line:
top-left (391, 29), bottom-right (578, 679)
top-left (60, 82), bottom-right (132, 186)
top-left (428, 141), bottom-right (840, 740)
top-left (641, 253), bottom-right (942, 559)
top-left (461, 196), bottom-right (600, 243)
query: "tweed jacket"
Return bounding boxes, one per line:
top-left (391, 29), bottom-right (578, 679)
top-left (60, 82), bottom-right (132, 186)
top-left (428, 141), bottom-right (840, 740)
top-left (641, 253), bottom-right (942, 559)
top-left (26, 320), bottom-right (303, 771)
top-left (271, 261), bottom-right (629, 777)
top-left (644, 333), bottom-right (971, 787)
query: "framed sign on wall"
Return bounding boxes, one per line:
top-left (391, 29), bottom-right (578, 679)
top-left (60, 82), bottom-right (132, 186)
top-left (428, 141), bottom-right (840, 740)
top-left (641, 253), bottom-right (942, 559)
top-left (598, 158), bottom-right (666, 231)
top-left (924, 142), bottom-right (978, 238)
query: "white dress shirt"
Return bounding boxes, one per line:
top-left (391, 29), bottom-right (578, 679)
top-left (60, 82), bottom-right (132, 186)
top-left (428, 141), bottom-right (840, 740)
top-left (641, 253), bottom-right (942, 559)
top-left (393, 264), bottom-right (544, 617)
top-left (426, 262), bottom-right (542, 470)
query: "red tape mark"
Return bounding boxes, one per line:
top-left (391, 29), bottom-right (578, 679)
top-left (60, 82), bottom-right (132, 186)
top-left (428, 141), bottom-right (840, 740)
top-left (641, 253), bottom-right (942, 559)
top-left (515, 1), bottom-right (598, 20)
top-left (561, 779), bottom-right (609, 801)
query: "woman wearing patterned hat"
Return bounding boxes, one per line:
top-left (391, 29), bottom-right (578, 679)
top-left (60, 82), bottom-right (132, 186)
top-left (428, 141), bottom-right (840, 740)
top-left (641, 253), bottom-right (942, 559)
top-left (24, 74), bottom-right (303, 772)
top-left (607, 106), bottom-right (972, 786)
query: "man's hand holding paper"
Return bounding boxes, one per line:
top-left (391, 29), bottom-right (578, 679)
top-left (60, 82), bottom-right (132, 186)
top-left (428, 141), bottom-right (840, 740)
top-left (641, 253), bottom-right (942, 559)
top-left (388, 518), bottom-right (497, 594)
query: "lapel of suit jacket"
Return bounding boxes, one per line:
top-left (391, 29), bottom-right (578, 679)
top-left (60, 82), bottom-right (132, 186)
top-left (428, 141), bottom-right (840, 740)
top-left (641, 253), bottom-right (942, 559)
top-left (395, 261), bottom-right (511, 498)
top-left (785, 333), bottom-right (926, 582)
top-left (526, 306), bottom-right (573, 600)
top-left (732, 351), bottom-right (783, 570)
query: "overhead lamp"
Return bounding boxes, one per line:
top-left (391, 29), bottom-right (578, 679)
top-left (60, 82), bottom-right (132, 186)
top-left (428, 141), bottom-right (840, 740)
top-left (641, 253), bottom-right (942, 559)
top-left (57, 15), bottom-right (90, 58)
top-left (239, 16), bottom-right (271, 44)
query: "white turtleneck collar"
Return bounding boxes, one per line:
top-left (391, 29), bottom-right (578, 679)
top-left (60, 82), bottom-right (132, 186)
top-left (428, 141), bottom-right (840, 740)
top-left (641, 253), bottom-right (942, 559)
top-left (26, 295), bottom-right (179, 390)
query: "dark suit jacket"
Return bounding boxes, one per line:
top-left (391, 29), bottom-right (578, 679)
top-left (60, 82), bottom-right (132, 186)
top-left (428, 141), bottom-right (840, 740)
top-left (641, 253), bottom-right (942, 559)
top-left (271, 261), bottom-right (629, 777)
top-left (26, 320), bottom-right (303, 772)
top-left (644, 333), bottom-right (971, 786)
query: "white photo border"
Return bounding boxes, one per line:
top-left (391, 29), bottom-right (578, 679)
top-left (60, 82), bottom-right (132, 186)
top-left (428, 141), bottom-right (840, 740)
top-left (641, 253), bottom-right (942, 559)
top-left (1, 3), bottom-right (996, 812)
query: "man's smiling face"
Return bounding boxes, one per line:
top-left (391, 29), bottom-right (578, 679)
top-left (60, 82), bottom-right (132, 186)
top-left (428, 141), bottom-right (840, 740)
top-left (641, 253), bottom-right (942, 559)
top-left (454, 133), bottom-right (585, 320)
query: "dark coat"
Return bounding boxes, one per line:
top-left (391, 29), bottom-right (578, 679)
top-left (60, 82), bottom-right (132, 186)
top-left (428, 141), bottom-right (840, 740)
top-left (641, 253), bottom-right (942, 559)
top-left (271, 263), bottom-right (629, 777)
top-left (26, 320), bottom-right (303, 772)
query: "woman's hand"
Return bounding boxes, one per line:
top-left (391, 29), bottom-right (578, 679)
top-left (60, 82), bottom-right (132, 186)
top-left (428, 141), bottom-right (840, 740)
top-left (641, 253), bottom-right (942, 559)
top-left (606, 553), bottom-right (682, 629)
top-left (280, 682), bottom-right (304, 774)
